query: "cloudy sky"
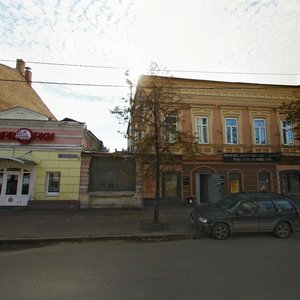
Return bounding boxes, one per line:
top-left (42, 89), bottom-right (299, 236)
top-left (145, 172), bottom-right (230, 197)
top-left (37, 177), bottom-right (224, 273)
top-left (0, 0), bottom-right (299, 151)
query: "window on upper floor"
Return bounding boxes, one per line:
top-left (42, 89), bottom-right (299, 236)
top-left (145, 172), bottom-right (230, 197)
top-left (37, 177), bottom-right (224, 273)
top-left (254, 119), bottom-right (267, 145)
top-left (281, 120), bottom-right (294, 146)
top-left (195, 116), bottom-right (209, 144)
top-left (164, 115), bottom-right (178, 143)
top-left (225, 118), bottom-right (238, 144)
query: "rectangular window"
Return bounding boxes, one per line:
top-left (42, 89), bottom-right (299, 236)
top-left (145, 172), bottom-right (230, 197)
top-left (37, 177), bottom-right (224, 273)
top-left (281, 120), bottom-right (294, 145)
top-left (46, 172), bottom-right (61, 194)
top-left (281, 172), bottom-right (300, 194)
top-left (21, 173), bottom-right (30, 195)
top-left (257, 200), bottom-right (276, 214)
top-left (225, 118), bottom-right (238, 144)
top-left (164, 115), bottom-right (178, 143)
top-left (195, 116), bottom-right (209, 144)
top-left (163, 173), bottom-right (179, 198)
top-left (254, 119), bottom-right (267, 144)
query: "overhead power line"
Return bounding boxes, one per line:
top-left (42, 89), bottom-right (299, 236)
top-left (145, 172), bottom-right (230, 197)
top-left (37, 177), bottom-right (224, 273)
top-left (1, 59), bottom-right (300, 76)
top-left (0, 78), bottom-right (298, 90)
top-left (0, 79), bottom-right (128, 88)
top-left (0, 59), bottom-right (127, 70)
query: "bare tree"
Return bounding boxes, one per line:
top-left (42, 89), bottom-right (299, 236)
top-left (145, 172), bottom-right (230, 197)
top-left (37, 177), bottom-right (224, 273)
top-left (112, 63), bottom-right (195, 223)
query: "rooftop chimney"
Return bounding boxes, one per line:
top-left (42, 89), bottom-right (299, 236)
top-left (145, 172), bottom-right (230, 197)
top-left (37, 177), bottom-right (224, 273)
top-left (16, 59), bottom-right (32, 86)
top-left (16, 59), bottom-right (25, 76)
top-left (25, 67), bottom-right (32, 86)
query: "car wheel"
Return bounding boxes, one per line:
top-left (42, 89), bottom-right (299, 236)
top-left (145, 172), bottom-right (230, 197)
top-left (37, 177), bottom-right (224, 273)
top-left (212, 223), bottom-right (230, 240)
top-left (274, 222), bottom-right (291, 238)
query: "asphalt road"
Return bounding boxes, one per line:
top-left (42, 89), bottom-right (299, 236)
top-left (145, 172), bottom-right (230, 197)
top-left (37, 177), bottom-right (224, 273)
top-left (0, 233), bottom-right (299, 300)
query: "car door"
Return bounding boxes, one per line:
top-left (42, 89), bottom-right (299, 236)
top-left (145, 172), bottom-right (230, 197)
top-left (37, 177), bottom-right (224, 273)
top-left (257, 200), bottom-right (278, 231)
top-left (232, 201), bottom-right (258, 232)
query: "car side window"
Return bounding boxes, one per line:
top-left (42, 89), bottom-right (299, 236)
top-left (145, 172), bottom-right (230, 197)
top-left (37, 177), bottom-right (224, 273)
top-left (257, 200), bottom-right (276, 214)
top-left (237, 201), bottom-right (256, 215)
top-left (274, 200), bottom-right (293, 212)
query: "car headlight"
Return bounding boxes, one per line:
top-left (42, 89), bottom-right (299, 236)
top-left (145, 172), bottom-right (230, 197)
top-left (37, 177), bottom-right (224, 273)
top-left (198, 217), bottom-right (208, 223)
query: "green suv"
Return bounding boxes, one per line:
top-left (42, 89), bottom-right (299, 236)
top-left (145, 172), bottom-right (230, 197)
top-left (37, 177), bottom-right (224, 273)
top-left (190, 192), bottom-right (300, 240)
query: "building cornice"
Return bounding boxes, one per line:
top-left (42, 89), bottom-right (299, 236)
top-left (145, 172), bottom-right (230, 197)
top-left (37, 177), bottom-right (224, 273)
top-left (0, 119), bottom-right (85, 129)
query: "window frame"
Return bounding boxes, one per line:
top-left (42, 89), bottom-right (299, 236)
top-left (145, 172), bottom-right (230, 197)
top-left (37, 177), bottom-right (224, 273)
top-left (254, 118), bottom-right (267, 145)
top-left (164, 114), bottom-right (179, 144)
top-left (280, 171), bottom-right (300, 194)
top-left (229, 171), bottom-right (242, 194)
top-left (258, 170), bottom-right (271, 192)
top-left (46, 172), bottom-right (61, 195)
top-left (225, 117), bottom-right (238, 144)
top-left (162, 172), bottom-right (181, 199)
top-left (281, 120), bottom-right (294, 146)
top-left (195, 116), bottom-right (209, 144)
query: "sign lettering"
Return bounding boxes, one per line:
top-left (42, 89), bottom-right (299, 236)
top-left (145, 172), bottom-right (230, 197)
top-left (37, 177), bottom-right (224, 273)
top-left (0, 128), bottom-right (55, 144)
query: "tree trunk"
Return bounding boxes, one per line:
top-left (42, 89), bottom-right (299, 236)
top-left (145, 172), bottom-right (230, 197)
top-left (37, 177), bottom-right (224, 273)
top-left (153, 102), bottom-right (160, 224)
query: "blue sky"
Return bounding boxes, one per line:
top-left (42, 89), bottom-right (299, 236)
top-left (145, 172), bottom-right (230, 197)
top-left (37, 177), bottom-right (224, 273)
top-left (0, 0), bottom-right (299, 151)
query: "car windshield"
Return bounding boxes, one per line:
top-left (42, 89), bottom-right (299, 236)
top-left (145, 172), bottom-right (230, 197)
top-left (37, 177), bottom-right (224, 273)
top-left (217, 198), bottom-right (240, 212)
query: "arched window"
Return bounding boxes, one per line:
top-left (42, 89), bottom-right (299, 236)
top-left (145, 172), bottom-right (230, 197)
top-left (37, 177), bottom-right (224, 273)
top-left (258, 170), bottom-right (271, 192)
top-left (229, 171), bottom-right (242, 194)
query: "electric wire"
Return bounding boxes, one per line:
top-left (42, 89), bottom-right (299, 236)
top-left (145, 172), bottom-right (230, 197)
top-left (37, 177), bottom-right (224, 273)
top-left (1, 59), bottom-right (299, 76)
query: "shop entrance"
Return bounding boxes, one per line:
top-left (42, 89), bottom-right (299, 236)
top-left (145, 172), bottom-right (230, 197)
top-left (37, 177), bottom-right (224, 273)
top-left (0, 168), bottom-right (31, 206)
top-left (195, 173), bottom-right (221, 204)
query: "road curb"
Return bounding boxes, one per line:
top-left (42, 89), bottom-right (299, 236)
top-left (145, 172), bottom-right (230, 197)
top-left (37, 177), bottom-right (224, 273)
top-left (0, 233), bottom-right (203, 246)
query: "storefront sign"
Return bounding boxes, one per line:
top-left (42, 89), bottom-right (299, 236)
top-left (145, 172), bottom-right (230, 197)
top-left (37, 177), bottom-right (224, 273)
top-left (0, 128), bottom-right (55, 144)
top-left (223, 153), bottom-right (281, 163)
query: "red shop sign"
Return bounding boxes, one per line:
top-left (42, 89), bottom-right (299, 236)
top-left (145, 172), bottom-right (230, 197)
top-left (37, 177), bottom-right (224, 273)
top-left (0, 128), bottom-right (55, 144)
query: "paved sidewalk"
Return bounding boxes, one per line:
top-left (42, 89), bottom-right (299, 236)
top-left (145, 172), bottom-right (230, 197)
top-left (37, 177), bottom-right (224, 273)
top-left (0, 205), bottom-right (200, 244)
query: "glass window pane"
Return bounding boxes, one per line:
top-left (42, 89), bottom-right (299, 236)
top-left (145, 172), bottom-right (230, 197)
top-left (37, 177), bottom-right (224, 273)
top-left (226, 118), bottom-right (238, 144)
top-left (48, 172), bottom-right (60, 193)
top-left (195, 117), bottom-right (209, 144)
top-left (6, 174), bottom-right (19, 195)
top-left (226, 127), bottom-right (231, 143)
top-left (22, 173), bottom-right (30, 195)
top-left (288, 173), bottom-right (300, 193)
top-left (275, 200), bottom-right (293, 211)
top-left (258, 200), bottom-right (276, 213)
top-left (281, 173), bottom-right (300, 193)
top-left (281, 120), bottom-right (294, 145)
top-left (203, 127), bottom-right (208, 143)
top-left (258, 172), bottom-right (270, 192)
top-left (164, 174), bottom-right (178, 197)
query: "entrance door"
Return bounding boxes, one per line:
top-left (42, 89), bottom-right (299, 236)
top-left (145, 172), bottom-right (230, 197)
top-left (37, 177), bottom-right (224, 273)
top-left (4, 172), bottom-right (20, 206)
top-left (196, 173), bottom-right (221, 204)
top-left (0, 169), bottom-right (31, 206)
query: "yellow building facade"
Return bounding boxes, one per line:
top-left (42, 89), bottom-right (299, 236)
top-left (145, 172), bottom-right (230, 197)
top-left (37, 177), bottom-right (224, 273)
top-left (0, 108), bottom-right (103, 208)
